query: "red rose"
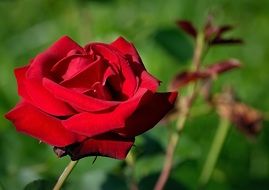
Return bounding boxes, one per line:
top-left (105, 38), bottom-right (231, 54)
top-left (5, 36), bottom-right (177, 160)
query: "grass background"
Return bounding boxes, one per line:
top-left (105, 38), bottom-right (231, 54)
top-left (0, 0), bottom-right (268, 189)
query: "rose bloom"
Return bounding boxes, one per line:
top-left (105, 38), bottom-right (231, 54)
top-left (5, 36), bottom-right (177, 160)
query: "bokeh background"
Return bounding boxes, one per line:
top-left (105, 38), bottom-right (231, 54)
top-left (0, 0), bottom-right (269, 189)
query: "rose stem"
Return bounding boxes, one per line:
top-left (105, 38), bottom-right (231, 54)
top-left (53, 160), bottom-right (78, 190)
top-left (126, 151), bottom-right (139, 190)
top-left (154, 32), bottom-right (205, 190)
top-left (198, 119), bottom-right (230, 188)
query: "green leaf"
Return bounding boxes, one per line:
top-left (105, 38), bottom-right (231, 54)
top-left (24, 179), bottom-right (54, 190)
top-left (0, 182), bottom-right (5, 190)
top-left (101, 173), bottom-right (128, 190)
top-left (153, 28), bottom-right (193, 62)
top-left (135, 134), bottom-right (164, 159)
top-left (134, 154), bottom-right (164, 180)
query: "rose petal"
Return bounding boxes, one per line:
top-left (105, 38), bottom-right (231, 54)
top-left (139, 70), bottom-right (160, 92)
top-left (116, 92), bottom-right (178, 137)
top-left (43, 78), bottom-right (119, 112)
top-left (62, 88), bottom-right (152, 137)
top-left (5, 101), bottom-right (83, 147)
top-left (18, 36), bottom-right (84, 116)
top-left (110, 36), bottom-right (142, 64)
top-left (60, 56), bottom-right (108, 93)
top-left (60, 133), bottom-right (134, 160)
top-left (88, 44), bottom-right (138, 98)
top-left (50, 54), bottom-right (87, 81)
top-left (84, 82), bottom-right (112, 100)
top-left (118, 57), bottom-right (138, 97)
top-left (131, 63), bottom-right (160, 92)
top-left (25, 80), bottom-right (76, 115)
top-left (102, 66), bottom-right (116, 85)
top-left (27, 36), bottom-right (84, 79)
top-left (14, 66), bottom-right (31, 100)
top-left (85, 43), bottom-right (120, 71)
top-left (61, 57), bottom-right (91, 80)
top-left (15, 66), bottom-right (75, 116)
top-left (110, 37), bottom-right (160, 92)
top-left (45, 36), bottom-right (84, 59)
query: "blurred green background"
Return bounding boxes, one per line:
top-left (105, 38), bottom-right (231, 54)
top-left (0, 0), bottom-right (269, 189)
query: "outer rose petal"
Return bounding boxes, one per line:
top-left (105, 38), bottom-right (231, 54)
top-left (14, 66), bottom-right (31, 100)
top-left (139, 70), bottom-right (160, 92)
top-left (45, 36), bottom-right (84, 59)
top-left (27, 36), bottom-right (84, 79)
top-left (130, 63), bottom-right (160, 92)
top-left (15, 66), bottom-right (75, 116)
top-left (5, 101), bottom-right (84, 147)
top-left (62, 88), bottom-right (152, 137)
top-left (57, 133), bottom-right (134, 160)
top-left (116, 91), bottom-right (178, 137)
top-left (111, 36), bottom-right (142, 64)
top-left (15, 36), bottom-right (84, 116)
top-left (111, 37), bottom-right (160, 92)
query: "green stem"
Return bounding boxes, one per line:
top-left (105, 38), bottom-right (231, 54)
top-left (53, 160), bottom-right (78, 190)
top-left (192, 32), bottom-right (205, 71)
top-left (198, 119), bottom-right (230, 188)
top-left (154, 31), bottom-right (205, 190)
top-left (126, 151), bottom-right (139, 190)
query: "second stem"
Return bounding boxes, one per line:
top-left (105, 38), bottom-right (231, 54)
top-left (198, 119), bottom-right (230, 188)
